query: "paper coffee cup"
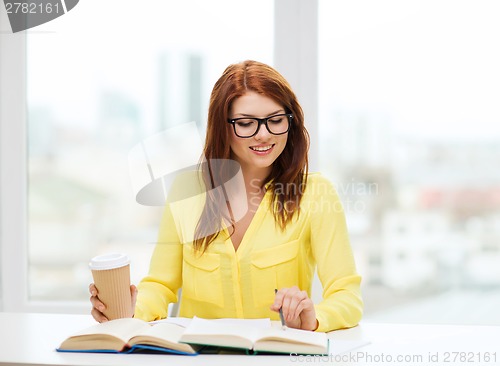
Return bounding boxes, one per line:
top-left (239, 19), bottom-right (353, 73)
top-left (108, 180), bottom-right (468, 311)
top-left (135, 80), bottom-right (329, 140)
top-left (89, 253), bottom-right (132, 320)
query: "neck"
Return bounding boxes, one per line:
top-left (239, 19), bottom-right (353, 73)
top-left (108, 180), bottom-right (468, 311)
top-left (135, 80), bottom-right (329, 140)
top-left (241, 165), bottom-right (271, 196)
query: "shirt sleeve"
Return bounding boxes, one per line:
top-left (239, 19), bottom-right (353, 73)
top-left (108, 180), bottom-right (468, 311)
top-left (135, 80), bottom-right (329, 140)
top-left (308, 174), bottom-right (364, 332)
top-left (134, 202), bottom-right (183, 321)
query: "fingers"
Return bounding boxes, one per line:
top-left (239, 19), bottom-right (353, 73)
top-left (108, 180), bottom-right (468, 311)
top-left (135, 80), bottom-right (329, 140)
top-left (91, 306), bottom-right (109, 323)
top-left (281, 287), bottom-right (310, 321)
top-left (130, 284), bottom-right (138, 298)
top-left (89, 283), bottom-right (137, 322)
top-left (88, 283), bottom-right (97, 296)
top-left (89, 283), bottom-right (108, 323)
top-left (270, 290), bottom-right (283, 312)
top-left (272, 286), bottom-right (317, 330)
top-left (89, 284), bottom-right (105, 312)
top-left (130, 285), bottom-right (138, 316)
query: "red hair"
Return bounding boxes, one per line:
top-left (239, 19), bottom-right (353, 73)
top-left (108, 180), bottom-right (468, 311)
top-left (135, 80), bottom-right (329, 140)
top-left (194, 60), bottom-right (309, 252)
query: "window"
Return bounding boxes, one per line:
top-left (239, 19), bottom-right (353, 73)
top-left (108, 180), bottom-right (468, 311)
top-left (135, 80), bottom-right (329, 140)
top-left (1, 0), bottom-right (274, 311)
top-left (319, 0), bottom-right (500, 325)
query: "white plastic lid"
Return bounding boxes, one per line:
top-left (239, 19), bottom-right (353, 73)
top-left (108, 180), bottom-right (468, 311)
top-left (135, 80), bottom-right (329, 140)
top-left (89, 253), bottom-right (130, 270)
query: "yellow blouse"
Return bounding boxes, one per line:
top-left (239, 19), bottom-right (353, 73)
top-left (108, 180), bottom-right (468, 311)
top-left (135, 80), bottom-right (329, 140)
top-left (135, 173), bottom-right (363, 332)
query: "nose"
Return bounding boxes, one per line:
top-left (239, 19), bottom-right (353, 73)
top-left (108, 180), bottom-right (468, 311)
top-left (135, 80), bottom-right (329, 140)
top-left (254, 121), bottom-right (271, 140)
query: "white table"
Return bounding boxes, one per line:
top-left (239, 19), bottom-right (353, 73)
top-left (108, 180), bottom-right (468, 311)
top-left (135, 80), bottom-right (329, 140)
top-left (0, 312), bottom-right (499, 365)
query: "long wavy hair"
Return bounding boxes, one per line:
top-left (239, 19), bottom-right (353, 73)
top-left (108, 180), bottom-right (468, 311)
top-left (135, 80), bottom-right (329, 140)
top-left (193, 60), bottom-right (309, 252)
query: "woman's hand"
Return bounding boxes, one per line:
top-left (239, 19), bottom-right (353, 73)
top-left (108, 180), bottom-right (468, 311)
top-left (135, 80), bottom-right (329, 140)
top-left (270, 286), bottom-right (318, 331)
top-left (89, 283), bottom-right (138, 323)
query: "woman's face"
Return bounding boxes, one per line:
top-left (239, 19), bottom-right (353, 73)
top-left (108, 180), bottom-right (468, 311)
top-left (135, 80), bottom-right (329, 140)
top-left (229, 91), bottom-right (288, 176)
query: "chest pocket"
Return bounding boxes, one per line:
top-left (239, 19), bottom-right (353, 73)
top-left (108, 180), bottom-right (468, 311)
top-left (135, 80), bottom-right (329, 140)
top-left (250, 239), bottom-right (300, 307)
top-left (182, 248), bottom-right (223, 308)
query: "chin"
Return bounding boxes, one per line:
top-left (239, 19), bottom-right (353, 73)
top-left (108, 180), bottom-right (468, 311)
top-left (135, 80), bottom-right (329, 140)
top-left (254, 157), bottom-right (278, 169)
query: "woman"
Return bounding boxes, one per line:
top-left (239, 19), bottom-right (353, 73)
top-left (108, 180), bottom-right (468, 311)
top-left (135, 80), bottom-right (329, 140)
top-left (90, 60), bottom-right (363, 332)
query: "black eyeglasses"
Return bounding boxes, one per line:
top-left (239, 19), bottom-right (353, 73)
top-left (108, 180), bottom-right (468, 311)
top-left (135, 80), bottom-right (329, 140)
top-left (227, 113), bottom-right (293, 138)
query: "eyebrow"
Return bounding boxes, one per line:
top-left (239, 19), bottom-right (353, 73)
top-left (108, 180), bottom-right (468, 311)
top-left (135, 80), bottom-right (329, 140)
top-left (233, 109), bottom-right (285, 118)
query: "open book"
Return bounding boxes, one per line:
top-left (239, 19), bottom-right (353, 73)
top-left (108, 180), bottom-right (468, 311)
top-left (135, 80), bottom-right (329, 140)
top-left (57, 316), bottom-right (328, 355)
top-left (57, 318), bottom-right (197, 355)
top-left (180, 317), bottom-right (328, 355)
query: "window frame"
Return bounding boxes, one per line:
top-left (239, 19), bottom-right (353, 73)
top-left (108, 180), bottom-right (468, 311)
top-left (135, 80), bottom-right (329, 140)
top-left (1, 9), bottom-right (29, 312)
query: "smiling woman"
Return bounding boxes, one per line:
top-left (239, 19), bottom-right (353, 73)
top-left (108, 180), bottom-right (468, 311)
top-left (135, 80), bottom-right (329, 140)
top-left (89, 59), bottom-right (363, 332)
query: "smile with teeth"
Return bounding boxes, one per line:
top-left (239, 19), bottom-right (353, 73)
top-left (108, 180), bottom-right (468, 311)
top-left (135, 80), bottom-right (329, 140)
top-left (250, 144), bottom-right (274, 152)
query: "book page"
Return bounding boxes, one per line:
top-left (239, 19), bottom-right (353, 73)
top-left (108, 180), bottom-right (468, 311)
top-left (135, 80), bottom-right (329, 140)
top-left (58, 318), bottom-right (152, 351)
top-left (129, 323), bottom-right (196, 354)
top-left (150, 317), bottom-right (192, 327)
top-left (68, 318), bottom-right (151, 343)
top-left (151, 317), bottom-right (271, 329)
top-left (179, 317), bottom-right (328, 355)
top-left (180, 317), bottom-right (268, 349)
top-left (254, 327), bottom-right (328, 354)
top-left (211, 318), bottom-right (271, 328)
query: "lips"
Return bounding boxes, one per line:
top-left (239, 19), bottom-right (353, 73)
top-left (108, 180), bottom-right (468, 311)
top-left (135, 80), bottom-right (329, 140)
top-left (250, 144), bottom-right (274, 152)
